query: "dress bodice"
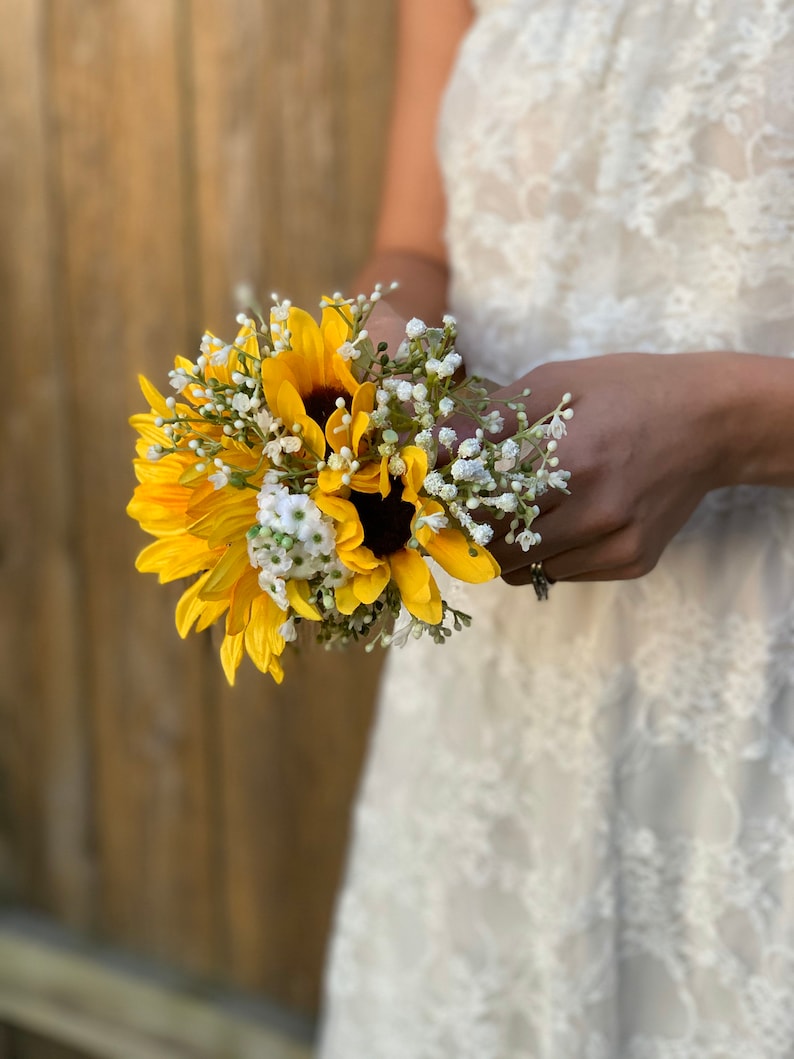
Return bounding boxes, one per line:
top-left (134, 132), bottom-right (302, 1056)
top-left (440, 0), bottom-right (794, 382)
top-left (320, 7), bottom-right (794, 1057)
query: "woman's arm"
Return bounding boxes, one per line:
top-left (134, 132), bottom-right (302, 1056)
top-left (720, 352), bottom-right (794, 488)
top-left (353, 0), bottom-right (794, 589)
top-left (353, 0), bottom-right (473, 343)
top-left (483, 351), bottom-right (794, 585)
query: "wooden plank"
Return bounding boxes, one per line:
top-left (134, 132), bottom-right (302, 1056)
top-left (185, 0), bottom-right (269, 332)
top-left (0, 1023), bottom-right (12, 1058)
top-left (2, 0), bottom-right (397, 1018)
top-left (0, 0), bottom-right (95, 927)
top-left (43, 0), bottom-right (219, 971)
top-left (336, 0), bottom-right (401, 287)
top-left (211, 647), bottom-right (382, 1011)
top-left (0, 914), bottom-right (312, 1059)
top-left (188, 0), bottom-right (396, 1011)
top-left (2, 1025), bottom-right (93, 1059)
top-left (190, 0), bottom-right (397, 322)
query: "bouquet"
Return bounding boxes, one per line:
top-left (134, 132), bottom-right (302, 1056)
top-left (128, 287), bottom-right (572, 684)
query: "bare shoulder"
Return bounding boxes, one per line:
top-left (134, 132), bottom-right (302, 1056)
top-left (375, 0), bottom-right (474, 265)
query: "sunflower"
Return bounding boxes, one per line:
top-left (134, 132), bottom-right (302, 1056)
top-left (314, 446), bottom-right (499, 625)
top-left (318, 379), bottom-right (388, 495)
top-left (129, 299), bottom-right (505, 682)
top-left (127, 324), bottom-right (287, 685)
top-left (260, 300), bottom-right (369, 464)
top-left (260, 302), bottom-right (502, 623)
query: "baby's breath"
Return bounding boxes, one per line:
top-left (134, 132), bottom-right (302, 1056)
top-left (130, 285), bottom-right (573, 681)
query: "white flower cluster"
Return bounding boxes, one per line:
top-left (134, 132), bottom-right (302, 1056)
top-left (425, 351), bottom-right (462, 378)
top-left (336, 330), bottom-right (369, 362)
top-left (423, 470), bottom-right (457, 502)
top-left (247, 482), bottom-right (349, 612)
top-left (373, 377), bottom-right (437, 436)
top-left (417, 389), bottom-right (574, 552)
top-left (143, 287), bottom-right (574, 666)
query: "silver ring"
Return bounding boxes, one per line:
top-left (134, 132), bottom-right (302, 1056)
top-left (530, 561), bottom-right (550, 601)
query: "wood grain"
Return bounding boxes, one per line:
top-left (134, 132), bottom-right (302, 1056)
top-left (188, 0), bottom-right (395, 1011)
top-left (0, 0), bottom-right (95, 929)
top-left (0, 0), bottom-right (397, 1028)
top-left (0, 1025), bottom-right (92, 1059)
top-left (44, 0), bottom-right (218, 972)
top-left (0, 915), bottom-right (312, 1059)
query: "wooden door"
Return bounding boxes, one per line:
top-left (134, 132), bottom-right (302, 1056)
top-left (0, 0), bottom-right (396, 1044)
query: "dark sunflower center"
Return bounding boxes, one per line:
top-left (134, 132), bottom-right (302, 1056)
top-left (303, 386), bottom-right (349, 433)
top-left (350, 478), bottom-right (415, 558)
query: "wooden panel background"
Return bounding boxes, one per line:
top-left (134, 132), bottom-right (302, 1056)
top-left (0, 1025), bottom-right (89, 1059)
top-left (0, 0), bottom-right (396, 1025)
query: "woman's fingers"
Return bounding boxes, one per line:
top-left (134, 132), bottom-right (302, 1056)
top-left (497, 523), bottom-right (661, 585)
top-left (485, 500), bottom-right (599, 573)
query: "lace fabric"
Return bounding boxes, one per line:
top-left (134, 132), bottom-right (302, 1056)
top-left (319, 3), bottom-right (794, 1056)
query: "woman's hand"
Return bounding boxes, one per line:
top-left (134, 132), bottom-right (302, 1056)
top-left (483, 352), bottom-right (768, 585)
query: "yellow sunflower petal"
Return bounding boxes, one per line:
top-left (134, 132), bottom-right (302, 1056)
top-left (313, 491), bottom-right (357, 523)
top-left (185, 480), bottom-right (228, 520)
top-left (127, 484), bottom-right (190, 537)
top-left (260, 356), bottom-right (300, 416)
top-left (320, 299), bottom-right (353, 356)
top-left (282, 306), bottom-right (326, 389)
top-left (227, 567), bottom-right (262, 636)
top-left (195, 597), bottom-right (230, 632)
top-left (332, 355), bottom-right (360, 397)
top-left (175, 573), bottom-right (229, 637)
top-left (324, 405), bottom-right (348, 454)
top-left (389, 549), bottom-right (430, 603)
top-left (138, 374), bottom-right (170, 416)
top-left (336, 518), bottom-right (366, 551)
top-left (204, 326), bottom-right (253, 387)
top-left (188, 502), bottom-right (258, 549)
top-left (317, 464), bottom-right (382, 496)
top-left (219, 436), bottom-right (263, 465)
top-left (319, 300), bottom-right (360, 396)
top-left (352, 563), bottom-right (391, 605)
top-left (317, 467), bottom-right (347, 493)
top-left (136, 535), bottom-right (223, 583)
top-left (302, 415), bottom-right (328, 459)
top-left (130, 413), bottom-right (166, 447)
top-left (178, 462), bottom-right (211, 488)
top-left (422, 528), bottom-right (500, 582)
top-left (336, 525), bottom-right (366, 554)
top-left (351, 409), bottom-right (372, 454)
top-left (277, 380), bottom-right (326, 459)
top-left (133, 449), bottom-right (195, 485)
top-left (335, 580), bottom-right (361, 615)
top-left (326, 383), bottom-right (377, 458)
top-left (274, 378), bottom-right (306, 428)
top-left (244, 594), bottom-right (284, 676)
top-left (389, 548), bottom-right (442, 624)
top-left (200, 539), bottom-right (251, 599)
top-left (175, 577), bottom-right (205, 637)
top-left (401, 446), bottom-right (428, 504)
top-left (220, 630), bottom-right (245, 685)
top-left (351, 380), bottom-right (376, 418)
top-left (234, 323), bottom-right (260, 366)
top-left (379, 456), bottom-right (391, 498)
top-left (285, 579), bottom-right (322, 621)
top-left (349, 465), bottom-right (385, 494)
top-left (339, 543), bottom-right (382, 574)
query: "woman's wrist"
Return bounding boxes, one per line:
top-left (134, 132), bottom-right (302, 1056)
top-left (351, 248), bottom-right (450, 361)
top-left (354, 249), bottom-right (449, 326)
top-left (702, 352), bottom-right (794, 489)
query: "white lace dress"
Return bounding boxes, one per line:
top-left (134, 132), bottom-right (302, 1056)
top-left (319, 2), bottom-right (794, 1056)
